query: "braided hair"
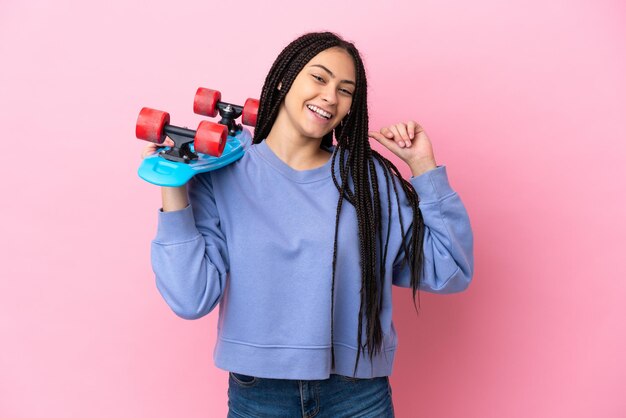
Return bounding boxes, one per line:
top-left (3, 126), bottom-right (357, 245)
top-left (252, 31), bottom-right (426, 377)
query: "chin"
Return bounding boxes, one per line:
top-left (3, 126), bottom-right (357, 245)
top-left (301, 126), bottom-right (333, 139)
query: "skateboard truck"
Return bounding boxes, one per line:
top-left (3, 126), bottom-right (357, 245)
top-left (216, 103), bottom-right (244, 137)
top-left (157, 125), bottom-right (199, 163)
top-left (194, 87), bottom-right (259, 137)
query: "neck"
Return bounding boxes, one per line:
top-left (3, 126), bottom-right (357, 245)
top-left (264, 112), bottom-right (331, 171)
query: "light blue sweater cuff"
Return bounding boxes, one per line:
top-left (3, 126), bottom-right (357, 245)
top-left (409, 165), bottom-right (455, 204)
top-left (154, 204), bottom-right (200, 243)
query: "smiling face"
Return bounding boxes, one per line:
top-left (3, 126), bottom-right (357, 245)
top-left (278, 47), bottom-right (356, 141)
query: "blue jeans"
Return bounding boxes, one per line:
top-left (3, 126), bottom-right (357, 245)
top-left (227, 372), bottom-right (395, 417)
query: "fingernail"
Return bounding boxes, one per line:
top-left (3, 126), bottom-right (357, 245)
top-left (399, 141), bottom-right (405, 147)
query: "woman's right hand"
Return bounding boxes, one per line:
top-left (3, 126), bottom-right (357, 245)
top-left (140, 136), bottom-right (190, 210)
top-left (141, 136), bottom-right (175, 159)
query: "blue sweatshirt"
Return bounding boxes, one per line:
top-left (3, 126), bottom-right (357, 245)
top-left (151, 139), bottom-right (474, 380)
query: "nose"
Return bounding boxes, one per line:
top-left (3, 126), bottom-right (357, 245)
top-left (320, 84), bottom-right (338, 105)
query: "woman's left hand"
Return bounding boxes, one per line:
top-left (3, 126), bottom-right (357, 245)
top-left (368, 121), bottom-right (437, 170)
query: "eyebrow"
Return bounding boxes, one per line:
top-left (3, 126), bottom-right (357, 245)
top-left (309, 64), bottom-right (356, 86)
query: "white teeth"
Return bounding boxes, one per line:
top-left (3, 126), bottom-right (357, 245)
top-left (307, 105), bottom-right (332, 119)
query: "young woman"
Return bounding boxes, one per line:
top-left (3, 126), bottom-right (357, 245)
top-left (142, 31), bottom-right (473, 417)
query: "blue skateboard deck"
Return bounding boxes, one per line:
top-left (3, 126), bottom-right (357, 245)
top-left (138, 128), bottom-right (252, 187)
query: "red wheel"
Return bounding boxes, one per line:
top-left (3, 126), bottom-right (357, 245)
top-left (194, 88), bottom-right (221, 117)
top-left (194, 121), bottom-right (227, 157)
top-left (136, 107), bottom-right (170, 144)
top-left (242, 98), bottom-right (259, 127)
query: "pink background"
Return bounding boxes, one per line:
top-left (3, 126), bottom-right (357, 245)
top-left (1, 0), bottom-right (625, 417)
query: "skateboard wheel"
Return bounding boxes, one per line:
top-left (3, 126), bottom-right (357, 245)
top-left (194, 121), bottom-right (227, 157)
top-left (242, 98), bottom-right (259, 127)
top-left (194, 88), bottom-right (221, 117)
top-left (136, 107), bottom-right (170, 144)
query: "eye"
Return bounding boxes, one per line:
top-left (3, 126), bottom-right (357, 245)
top-left (339, 88), bottom-right (353, 96)
top-left (312, 74), bottom-right (325, 83)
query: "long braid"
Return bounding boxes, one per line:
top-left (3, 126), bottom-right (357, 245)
top-left (252, 31), bottom-right (426, 376)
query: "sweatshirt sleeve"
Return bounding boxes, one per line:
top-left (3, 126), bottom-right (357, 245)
top-left (391, 165), bottom-right (474, 293)
top-left (150, 172), bottom-right (230, 319)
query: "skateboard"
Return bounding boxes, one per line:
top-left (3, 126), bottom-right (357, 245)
top-left (136, 87), bottom-right (259, 187)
